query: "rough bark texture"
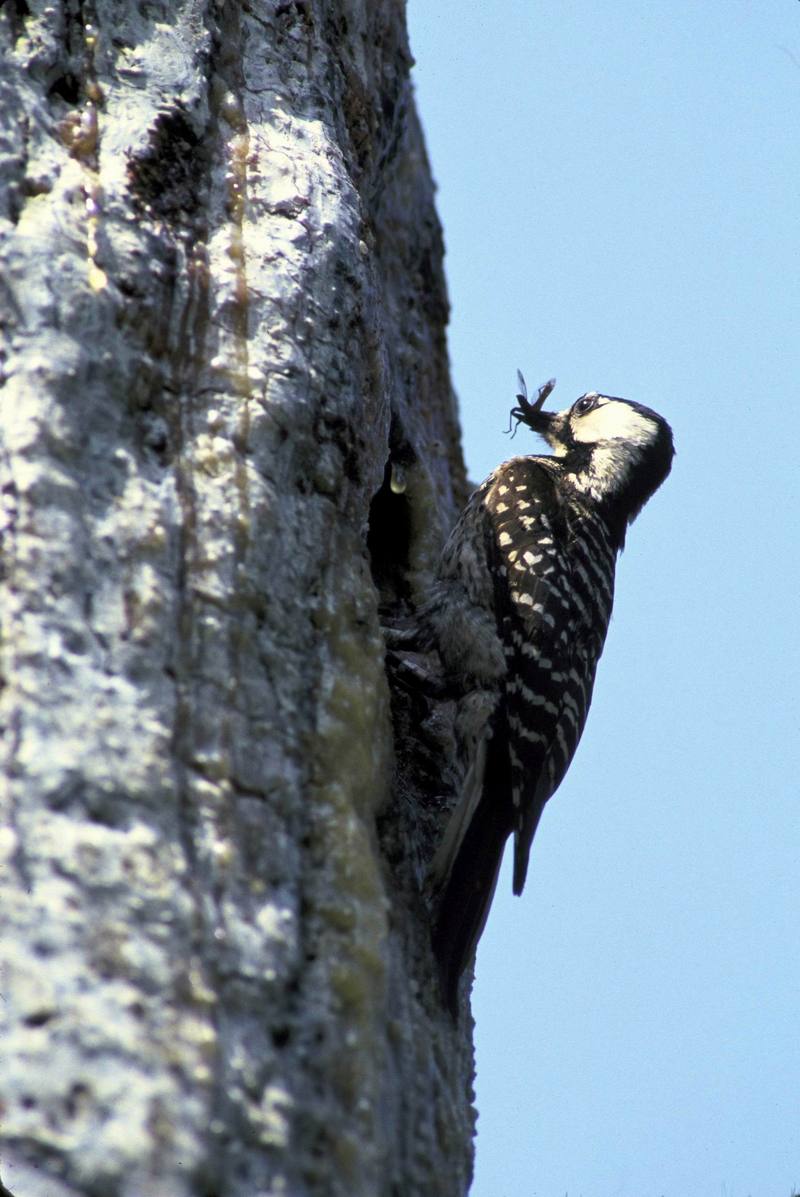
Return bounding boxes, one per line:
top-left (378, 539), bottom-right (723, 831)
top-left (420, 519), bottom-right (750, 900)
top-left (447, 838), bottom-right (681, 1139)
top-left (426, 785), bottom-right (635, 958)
top-left (0, 2), bottom-right (474, 1195)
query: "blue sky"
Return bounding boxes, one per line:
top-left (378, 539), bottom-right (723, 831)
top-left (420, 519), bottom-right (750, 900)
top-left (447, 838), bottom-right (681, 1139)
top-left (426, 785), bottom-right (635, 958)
top-left (406, 4), bottom-right (800, 1195)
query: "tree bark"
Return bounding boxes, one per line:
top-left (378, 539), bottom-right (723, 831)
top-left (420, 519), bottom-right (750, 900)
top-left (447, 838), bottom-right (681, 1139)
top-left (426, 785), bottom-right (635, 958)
top-left (0, 2), bottom-right (475, 1195)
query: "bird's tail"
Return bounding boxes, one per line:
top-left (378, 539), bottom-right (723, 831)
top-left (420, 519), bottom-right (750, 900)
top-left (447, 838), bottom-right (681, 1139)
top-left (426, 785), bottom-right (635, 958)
top-left (430, 730), bottom-right (511, 1015)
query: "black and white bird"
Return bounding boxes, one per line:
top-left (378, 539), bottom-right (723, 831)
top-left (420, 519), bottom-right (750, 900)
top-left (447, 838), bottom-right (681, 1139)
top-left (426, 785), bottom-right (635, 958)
top-left (422, 377), bottom-right (674, 1011)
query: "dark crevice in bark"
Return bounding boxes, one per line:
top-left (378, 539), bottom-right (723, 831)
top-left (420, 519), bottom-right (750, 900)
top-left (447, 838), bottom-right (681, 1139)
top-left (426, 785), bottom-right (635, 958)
top-left (127, 107), bottom-right (210, 225)
top-left (47, 72), bottom-right (81, 105)
top-left (3, 0), bottom-right (30, 41)
top-left (367, 461), bottom-right (413, 607)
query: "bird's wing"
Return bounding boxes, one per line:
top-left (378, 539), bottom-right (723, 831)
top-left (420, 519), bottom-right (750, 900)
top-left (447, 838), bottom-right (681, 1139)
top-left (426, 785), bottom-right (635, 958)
top-left (431, 459), bottom-right (606, 1008)
top-left (483, 460), bottom-right (601, 894)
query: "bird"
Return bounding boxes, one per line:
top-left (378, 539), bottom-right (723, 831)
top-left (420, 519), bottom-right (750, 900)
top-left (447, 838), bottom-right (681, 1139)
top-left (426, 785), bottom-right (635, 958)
top-left (420, 376), bottom-right (674, 1012)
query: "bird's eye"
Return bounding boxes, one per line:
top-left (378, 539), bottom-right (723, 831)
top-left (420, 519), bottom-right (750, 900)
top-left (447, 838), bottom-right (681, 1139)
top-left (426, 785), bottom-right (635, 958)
top-left (574, 396), bottom-right (596, 416)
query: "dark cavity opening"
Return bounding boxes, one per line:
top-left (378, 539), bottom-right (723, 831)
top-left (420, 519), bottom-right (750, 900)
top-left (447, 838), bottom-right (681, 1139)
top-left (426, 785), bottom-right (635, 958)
top-left (367, 458), bottom-right (412, 609)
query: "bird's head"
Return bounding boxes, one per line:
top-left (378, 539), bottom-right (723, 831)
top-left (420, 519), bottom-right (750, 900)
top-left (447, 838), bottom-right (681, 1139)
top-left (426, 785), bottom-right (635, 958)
top-left (511, 377), bottom-right (674, 529)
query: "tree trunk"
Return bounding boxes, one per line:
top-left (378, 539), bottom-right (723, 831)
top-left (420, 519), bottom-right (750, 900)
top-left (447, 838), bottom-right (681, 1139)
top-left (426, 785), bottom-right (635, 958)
top-left (0, 2), bottom-right (475, 1195)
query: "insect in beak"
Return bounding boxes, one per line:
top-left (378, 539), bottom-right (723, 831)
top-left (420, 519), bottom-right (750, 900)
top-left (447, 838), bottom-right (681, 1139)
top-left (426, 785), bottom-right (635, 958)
top-left (508, 373), bottom-right (557, 437)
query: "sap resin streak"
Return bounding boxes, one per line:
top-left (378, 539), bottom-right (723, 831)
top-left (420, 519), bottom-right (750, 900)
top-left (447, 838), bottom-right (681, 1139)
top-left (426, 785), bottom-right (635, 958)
top-left (425, 377), bottom-right (674, 1011)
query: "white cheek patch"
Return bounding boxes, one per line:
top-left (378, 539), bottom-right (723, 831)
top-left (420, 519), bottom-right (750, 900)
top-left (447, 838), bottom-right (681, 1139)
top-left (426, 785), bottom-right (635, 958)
top-left (572, 400), bottom-right (657, 446)
top-left (582, 443), bottom-right (634, 493)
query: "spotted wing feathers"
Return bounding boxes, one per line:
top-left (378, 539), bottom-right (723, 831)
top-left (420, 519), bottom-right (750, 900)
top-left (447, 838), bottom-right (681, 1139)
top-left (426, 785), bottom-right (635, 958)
top-left (430, 457), bottom-right (618, 1010)
top-left (484, 459), bottom-right (616, 892)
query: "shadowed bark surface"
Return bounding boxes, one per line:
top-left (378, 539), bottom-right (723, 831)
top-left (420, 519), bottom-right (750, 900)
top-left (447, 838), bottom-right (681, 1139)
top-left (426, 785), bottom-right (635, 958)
top-left (0, 2), bottom-right (476, 1195)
